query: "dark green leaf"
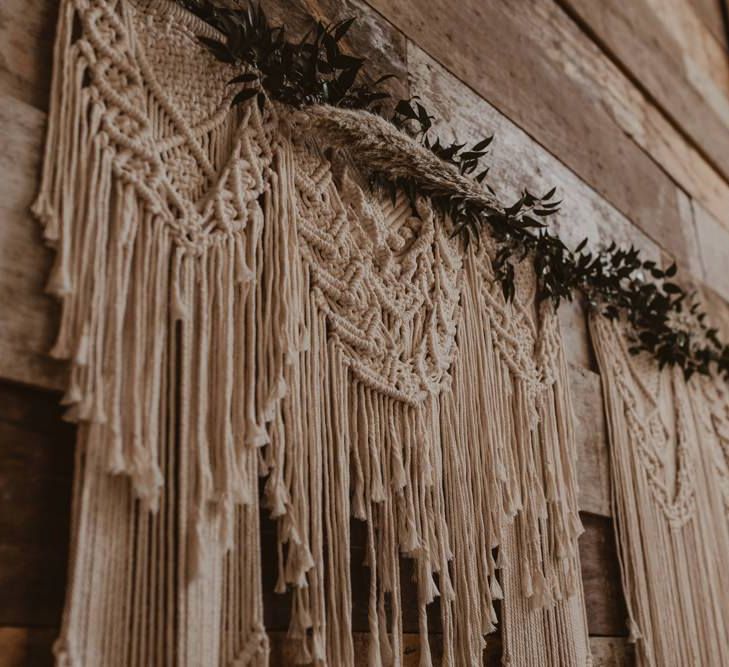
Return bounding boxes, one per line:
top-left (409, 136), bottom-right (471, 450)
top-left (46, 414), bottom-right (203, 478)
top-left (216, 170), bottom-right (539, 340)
top-left (232, 88), bottom-right (259, 105)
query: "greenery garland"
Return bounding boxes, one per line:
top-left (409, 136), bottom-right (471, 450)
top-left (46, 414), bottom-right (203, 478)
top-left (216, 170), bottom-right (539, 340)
top-left (177, 0), bottom-right (729, 380)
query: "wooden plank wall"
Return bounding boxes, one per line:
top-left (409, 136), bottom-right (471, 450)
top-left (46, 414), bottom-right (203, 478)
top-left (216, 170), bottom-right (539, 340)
top-left (1, 0), bottom-right (728, 664)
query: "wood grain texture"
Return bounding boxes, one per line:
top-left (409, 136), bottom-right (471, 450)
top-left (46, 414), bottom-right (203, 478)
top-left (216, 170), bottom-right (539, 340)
top-left (694, 200), bottom-right (729, 304)
top-left (579, 513), bottom-right (629, 637)
top-left (590, 636), bottom-right (635, 666)
top-left (0, 93), bottom-right (65, 391)
top-left (559, 0), bottom-right (729, 182)
top-left (405, 45), bottom-right (660, 255)
top-left (691, 0), bottom-right (729, 49)
top-left (647, 0), bottom-right (729, 73)
top-left (571, 365), bottom-right (611, 517)
top-left (644, 0), bottom-right (729, 125)
top-left (0, 0), bottom-right (57, 110)
top-left (510, 0), bottom-right (729, 243)
top-left (0, 383), bottom-right (74, 627)
top-left (365, 0), bottom-right (698, 269)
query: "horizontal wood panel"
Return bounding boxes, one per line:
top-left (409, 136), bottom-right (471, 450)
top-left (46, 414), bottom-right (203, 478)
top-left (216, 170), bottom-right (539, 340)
top-left (559, 0), bottom-right (729, 183)
top-left (524, 0), bottom-right (729, 242)
top-left (366, 0), bottom-right (701, 269)
top-left (380, 0), bottom-right (729, 258)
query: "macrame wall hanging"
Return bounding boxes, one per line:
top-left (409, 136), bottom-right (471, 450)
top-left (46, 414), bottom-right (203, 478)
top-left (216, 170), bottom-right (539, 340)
top-left (35, 0), bottom-right (593, 664)
top-left (591, 316), bottom-right (729, 667)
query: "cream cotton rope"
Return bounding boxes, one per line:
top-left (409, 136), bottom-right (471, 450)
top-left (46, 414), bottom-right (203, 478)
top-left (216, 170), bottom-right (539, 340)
top-left (35, 0), bottom-right (592, 664)
top-left (590, 316), bottom-right (729, 667)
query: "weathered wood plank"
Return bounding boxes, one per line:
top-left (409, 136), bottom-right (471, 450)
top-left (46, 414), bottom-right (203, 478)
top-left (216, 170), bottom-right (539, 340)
top-left (0, 0), bottom-right (57, 111)
top-left (571, 365), bottom-right (611, 517)
top-left (590, 636), bottom-right (635, 666)
top-left (644, 0), bottom-right (729, 125)
top-left (579, 513), bottom-right (629, 637)
top-left (366, 0), bottom-right (698, 269)
top-left (0, 385), bottom-right (74, 627)
top-left (694, 199), bottom-right (729, 305)
top-left (558, 0), bottom-right (729, 183)
top-left (521, 0), bottom-right (729, 242)
top-left (405, 0), bottom-right (729, 253)
top-left (0, 93), bottom-right (65, 391)
top-left (655, 0), bottom-right (729, 63)
top-left (691, 0), bottom-right (729, 49)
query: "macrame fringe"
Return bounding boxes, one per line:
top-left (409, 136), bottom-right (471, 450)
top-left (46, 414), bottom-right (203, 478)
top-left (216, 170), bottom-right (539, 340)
top-left (591, 316), bottom-right (729, 667)
top-left (440, 251), bottom-right (590, 667)
top-left (35, 1), bottom-right (592, 665)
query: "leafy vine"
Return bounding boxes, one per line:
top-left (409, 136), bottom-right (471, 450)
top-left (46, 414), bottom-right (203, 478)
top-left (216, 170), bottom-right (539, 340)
top-left (177, 0), bottom-right (729, 380)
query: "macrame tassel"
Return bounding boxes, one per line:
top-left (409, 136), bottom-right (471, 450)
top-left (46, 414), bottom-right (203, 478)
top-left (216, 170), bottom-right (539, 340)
top-left (33, 0), bottom-right (78, 270)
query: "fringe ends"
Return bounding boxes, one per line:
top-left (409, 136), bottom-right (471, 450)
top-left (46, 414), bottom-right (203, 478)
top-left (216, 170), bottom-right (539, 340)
top-left (34, 0), bottom-right (591, 664)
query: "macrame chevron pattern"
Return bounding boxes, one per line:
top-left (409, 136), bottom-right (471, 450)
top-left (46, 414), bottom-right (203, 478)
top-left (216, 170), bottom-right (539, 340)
top-left (35, 0), bottom-right (591, 665)
top-left (591, 316), bottom-right (729, 667)
top-left (695, 378), bottom-right (729, 517)
top-left (294, 149), bottom-right (462, 405)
